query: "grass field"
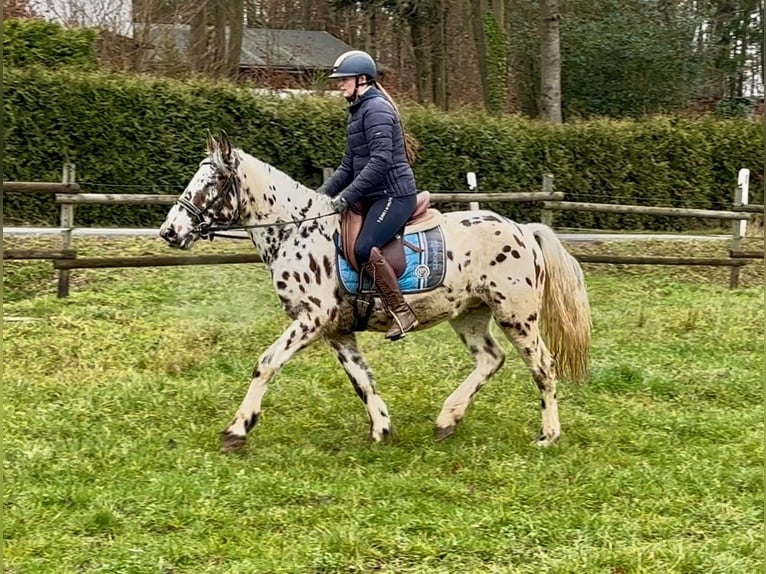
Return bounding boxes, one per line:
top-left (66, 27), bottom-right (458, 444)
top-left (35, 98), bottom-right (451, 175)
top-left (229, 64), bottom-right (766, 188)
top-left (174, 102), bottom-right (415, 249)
top-left (3, 235), bottom-right (764, 573)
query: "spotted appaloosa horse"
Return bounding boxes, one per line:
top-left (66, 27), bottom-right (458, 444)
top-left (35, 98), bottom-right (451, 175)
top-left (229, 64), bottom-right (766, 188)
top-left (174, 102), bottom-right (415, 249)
top-left (160, 133), bottom-right (591, 453)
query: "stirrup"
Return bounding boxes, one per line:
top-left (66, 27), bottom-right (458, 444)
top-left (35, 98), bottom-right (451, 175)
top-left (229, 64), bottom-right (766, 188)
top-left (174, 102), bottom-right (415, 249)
top-left (385, 314), bottom-right (418, 341)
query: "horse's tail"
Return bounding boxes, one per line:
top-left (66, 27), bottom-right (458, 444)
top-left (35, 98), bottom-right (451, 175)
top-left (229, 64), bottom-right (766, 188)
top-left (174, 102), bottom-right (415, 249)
top-left (525, 223), bottom-right (591, 383)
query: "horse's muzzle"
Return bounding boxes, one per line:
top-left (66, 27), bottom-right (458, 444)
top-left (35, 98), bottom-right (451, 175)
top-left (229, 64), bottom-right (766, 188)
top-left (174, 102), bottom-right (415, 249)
top-left (159, 224), bottom-right (177, 244)
top-left (159, 224), bottom-right (191, 249)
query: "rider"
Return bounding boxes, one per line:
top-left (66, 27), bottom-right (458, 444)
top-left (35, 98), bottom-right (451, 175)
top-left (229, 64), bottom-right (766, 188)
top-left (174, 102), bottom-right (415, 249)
top-left (319, 50), bottom-right (419, 340)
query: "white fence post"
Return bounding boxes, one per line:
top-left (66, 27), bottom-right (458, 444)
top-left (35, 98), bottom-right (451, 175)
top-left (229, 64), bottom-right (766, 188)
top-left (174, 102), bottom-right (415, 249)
top-left (466, 172), bottom-right (479, 210)
top-left (729, 168), bottom-right (749, 289)
top-left (57, 163), bottom-right (76, 298)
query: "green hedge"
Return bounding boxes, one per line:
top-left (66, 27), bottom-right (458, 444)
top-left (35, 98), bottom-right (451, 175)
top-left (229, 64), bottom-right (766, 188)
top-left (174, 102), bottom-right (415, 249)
top-left (4, 67), bottom-right (763, 230)
top-left (2, 19), bottom-right (99, 70)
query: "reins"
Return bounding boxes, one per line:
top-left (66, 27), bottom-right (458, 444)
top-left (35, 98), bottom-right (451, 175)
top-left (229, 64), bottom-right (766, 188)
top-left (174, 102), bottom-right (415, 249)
top-left (176, 153), bottom-right (340, 241)
top-left (196, 211), bottom-right (340, 240)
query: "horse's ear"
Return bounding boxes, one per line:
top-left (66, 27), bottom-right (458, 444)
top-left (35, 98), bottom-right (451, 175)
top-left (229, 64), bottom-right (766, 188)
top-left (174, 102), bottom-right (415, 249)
top-left (219, 129), bottom-right (233, 162)
top-left (206, 130), bottom-right (217, 154)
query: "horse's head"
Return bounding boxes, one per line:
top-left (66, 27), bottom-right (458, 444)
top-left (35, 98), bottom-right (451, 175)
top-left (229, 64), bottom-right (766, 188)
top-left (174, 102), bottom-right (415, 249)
top-left (160, 131), bottom-right (241, 249)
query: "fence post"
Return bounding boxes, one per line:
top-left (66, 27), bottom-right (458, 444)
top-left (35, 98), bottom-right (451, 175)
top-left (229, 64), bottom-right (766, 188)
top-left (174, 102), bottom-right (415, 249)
top-left (57, 163), bottom-right (76, 298)
top-left (729, 168), bottom-right (749, 289)
top-left (322, 167), bottom-right (334, 183)
top-left (540, 174), bottom-right (555, 226)
top-left (466, 172), bottom-right (479, 210)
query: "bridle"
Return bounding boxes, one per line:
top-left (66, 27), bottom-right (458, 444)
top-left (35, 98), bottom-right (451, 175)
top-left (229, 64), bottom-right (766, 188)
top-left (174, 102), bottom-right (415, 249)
top-left (175, 158), bottom-right (338, 240)
top-left (174, 159), bottom-right (242, 239)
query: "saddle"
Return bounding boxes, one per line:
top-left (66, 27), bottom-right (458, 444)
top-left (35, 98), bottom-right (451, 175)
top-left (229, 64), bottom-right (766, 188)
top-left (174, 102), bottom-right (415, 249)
top-left (340, 191), bottom-right (442, 276)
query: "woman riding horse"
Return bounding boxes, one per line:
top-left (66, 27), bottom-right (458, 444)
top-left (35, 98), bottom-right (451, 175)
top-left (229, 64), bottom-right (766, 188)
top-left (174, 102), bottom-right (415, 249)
top-left (319, 50), bottom-right (419, 341)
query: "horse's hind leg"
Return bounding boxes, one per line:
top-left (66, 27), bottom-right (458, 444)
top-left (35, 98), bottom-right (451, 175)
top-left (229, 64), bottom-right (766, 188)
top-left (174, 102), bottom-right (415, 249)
top-left (326, 333), bottom-right (393, 442)
top-left (496, 309), bottom-right (560, 446)
top-left (435, 306), bottom-right (506, 440)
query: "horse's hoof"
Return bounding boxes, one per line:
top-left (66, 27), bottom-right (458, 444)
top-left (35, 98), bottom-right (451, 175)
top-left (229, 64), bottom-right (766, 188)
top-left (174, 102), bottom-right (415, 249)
top-left (220, 431), bottom-right (247, 453)
top-left (532, 431), bottom-right (560, 447)
top-left (434, 425), bottom-right (456, 441)
top-left (369, 425), bottom-right (394, 442)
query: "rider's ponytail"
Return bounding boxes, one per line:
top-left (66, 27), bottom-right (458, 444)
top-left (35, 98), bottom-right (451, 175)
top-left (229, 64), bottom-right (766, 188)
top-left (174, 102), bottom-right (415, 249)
top-left (375, 82), bottom-right (418, 166)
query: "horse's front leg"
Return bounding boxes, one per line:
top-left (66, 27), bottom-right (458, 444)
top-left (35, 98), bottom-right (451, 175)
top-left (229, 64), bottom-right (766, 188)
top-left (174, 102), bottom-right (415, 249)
top-left (221, 315), bottom-right (322, 453)
top-left (326, 333), bottom-right (392, 442)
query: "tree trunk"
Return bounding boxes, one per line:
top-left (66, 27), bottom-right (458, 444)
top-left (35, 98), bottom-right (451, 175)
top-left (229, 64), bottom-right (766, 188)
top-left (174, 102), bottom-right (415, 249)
top-left (245, 0), bottom-right (260, 27)
top-left (539, 0), bottom-right (562, 123)
top-left (189, 1), bottom-right (208, 73)
top-left (710, 0), bottom-right (736, 98)
top-left (301, 1), bottom-right (312, 28)
top-left (366, 9), bottom-right (379, 61)
top-left (759, 0), bottom-right (765, 92)
top-left (407, 5), bottom-right (432, 104)
top-left (485, 0), bottom-right (508, 112)
top-left (212, 0), bottom-right (227, 77)
top-left (430, 0), bottom-right (448, 109)
top-left (226, 0), bottom-right (245, 79)
top-left (471, 0), bottom-right (490, 108)
top-left (394, 12), bottom-right (406, 95)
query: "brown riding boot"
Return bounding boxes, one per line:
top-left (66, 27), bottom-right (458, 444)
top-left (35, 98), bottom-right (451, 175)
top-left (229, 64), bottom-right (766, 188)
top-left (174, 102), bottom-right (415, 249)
top-left (363, 247), bottom-right (419, 340)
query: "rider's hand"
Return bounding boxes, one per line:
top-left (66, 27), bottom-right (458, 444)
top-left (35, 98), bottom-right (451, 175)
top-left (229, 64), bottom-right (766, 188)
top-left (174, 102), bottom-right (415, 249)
top-left (331, 194), bottom-right (350, 213)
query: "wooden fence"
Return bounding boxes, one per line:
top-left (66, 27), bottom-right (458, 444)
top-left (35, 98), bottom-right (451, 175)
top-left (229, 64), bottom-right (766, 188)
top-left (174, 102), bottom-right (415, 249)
top-left (728, 168), bottom-right (765, 286)
top-left (3, 167), bottom-right (761, 296)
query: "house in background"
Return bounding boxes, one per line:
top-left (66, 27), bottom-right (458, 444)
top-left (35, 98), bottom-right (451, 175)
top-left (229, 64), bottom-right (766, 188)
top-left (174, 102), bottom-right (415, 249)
top-left (133, 23), bottom-right (358, 88)
top-left (9, 1), bottom-right (362, 89)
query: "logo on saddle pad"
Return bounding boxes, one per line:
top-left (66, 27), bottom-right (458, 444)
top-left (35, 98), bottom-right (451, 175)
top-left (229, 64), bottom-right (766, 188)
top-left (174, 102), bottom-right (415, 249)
top-left (337, 226), bottom-right (447, 295)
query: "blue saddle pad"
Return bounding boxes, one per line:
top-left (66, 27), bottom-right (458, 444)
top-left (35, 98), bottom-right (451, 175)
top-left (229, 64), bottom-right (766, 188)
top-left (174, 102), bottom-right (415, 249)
top-left (338, 226), bottom-right (447, 295)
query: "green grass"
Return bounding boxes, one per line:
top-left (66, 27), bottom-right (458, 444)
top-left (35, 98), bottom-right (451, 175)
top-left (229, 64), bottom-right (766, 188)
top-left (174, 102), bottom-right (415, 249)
top-left (3, 236), bottom-right (764, 573)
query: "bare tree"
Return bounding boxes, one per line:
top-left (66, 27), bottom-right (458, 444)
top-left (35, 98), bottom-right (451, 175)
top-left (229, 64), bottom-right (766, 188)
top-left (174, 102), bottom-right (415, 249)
top-left (402, 0), bottom-right (433, 103)
top-left (470, 0), bottom-right (508, 111)
top-left (211, 0), bottom-right (227, 75)
top-left (188, 1), bottom-right (208, 73)
top-left (4, 0), bottom-right (37, 18)
top-left (23, 0), bottom-right (760, 116)
top-left (184, 0), bottom-right (245, 78)
top-left (226, 0), bottom-right (246, 78)
top-left (471, 0), bottom-right (490, 106)
top-left (30, 0), bottom-right (133, 34)
top-left (431, 0), bottom-right (448, 108)
top-left (539, 0), bottom-right (561, 122)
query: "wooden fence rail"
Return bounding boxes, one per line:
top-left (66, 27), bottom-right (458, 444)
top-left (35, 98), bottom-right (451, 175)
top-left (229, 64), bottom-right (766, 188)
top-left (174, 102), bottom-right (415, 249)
top-left (428, 191), bottom-right (564, 203)
top-left (53, 253), bottom-right (264, 270)
top-left (729, 250), bottom-right (764, 259)
top-left (542, 201), bottom-right (749, 220)
top-left (4, 168), bottom-right (759, 295)
top-left (576, 254), bottom-right (749, 266)
top-left (3, 182), bottom-right (79, 193)
top-left (53, 191), bottom-right (566, 206)
top-left (55, 193), bottom-right (177, 205)
top-left (732, 203), bottom-right (765, 213)
top-left (4, 249), bottom-right (77, 260)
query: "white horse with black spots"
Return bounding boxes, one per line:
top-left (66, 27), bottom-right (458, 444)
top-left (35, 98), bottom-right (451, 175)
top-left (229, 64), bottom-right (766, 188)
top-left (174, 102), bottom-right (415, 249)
top-left (160, 133), bottom-right (592, 453)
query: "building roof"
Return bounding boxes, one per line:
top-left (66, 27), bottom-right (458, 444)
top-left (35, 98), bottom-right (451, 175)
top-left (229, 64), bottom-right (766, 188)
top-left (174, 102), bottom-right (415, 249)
top-left (133, 24), bottom-right (357, 70)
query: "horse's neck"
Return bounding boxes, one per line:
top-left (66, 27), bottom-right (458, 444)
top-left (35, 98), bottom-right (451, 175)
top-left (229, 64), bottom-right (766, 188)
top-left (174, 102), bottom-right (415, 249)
top-left (237, 153), bottom-right (336, 264)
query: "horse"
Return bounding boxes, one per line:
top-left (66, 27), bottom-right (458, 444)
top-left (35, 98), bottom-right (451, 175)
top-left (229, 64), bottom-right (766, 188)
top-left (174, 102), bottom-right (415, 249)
top-left (159, 132), bottom-right (592, 453)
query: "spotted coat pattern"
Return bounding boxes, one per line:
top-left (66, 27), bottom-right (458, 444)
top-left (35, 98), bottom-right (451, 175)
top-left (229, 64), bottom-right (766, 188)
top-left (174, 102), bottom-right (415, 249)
top-left (159, 135), bottom-right (591, 453)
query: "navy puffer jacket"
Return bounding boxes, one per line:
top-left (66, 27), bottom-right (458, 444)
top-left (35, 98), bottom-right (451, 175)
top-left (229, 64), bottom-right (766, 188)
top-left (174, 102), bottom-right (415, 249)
top-left (322, 87), bottom-right (417, 205)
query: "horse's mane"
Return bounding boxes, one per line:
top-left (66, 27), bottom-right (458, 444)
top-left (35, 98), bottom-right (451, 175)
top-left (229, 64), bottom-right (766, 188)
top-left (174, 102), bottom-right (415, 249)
top-left (235, 149), bottom-right (311, 195)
